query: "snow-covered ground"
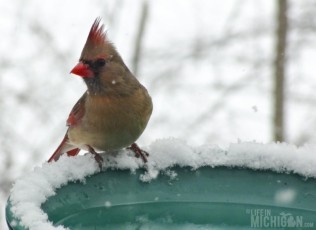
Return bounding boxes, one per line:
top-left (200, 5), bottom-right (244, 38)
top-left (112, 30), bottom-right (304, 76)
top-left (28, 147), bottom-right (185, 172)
top-left (8, 138), bottom-right (316, 230)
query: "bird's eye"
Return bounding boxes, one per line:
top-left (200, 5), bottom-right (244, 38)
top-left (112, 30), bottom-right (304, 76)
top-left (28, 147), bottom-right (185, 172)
top-left (82, 60), bottom-right (91, 65)
top-left (95, 58), bottom-right (106, 68)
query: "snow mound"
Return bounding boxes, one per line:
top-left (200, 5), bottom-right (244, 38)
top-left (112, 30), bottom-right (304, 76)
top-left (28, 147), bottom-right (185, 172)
top-left (9, 138), bottom-right (316, 230)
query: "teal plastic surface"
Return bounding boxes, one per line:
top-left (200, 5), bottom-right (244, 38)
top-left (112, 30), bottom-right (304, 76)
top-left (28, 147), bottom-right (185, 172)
top-left (6, 167), bottom-right (316, 229)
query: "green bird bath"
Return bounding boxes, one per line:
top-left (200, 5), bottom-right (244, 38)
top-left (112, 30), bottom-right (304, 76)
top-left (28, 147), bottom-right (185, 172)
top-left (6, 166), bottom-right (316, 229)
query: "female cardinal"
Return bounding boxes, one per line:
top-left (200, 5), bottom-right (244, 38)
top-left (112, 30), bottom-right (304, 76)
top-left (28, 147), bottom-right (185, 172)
top-left (48, 18), bottom-right (152, 167)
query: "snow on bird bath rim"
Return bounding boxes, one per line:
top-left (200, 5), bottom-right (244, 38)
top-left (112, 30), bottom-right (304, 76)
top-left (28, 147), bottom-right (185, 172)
top-left (8, 138), bottom-right (316, 230)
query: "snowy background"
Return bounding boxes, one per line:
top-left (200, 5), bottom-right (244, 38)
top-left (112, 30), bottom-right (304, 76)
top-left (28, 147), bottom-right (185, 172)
top-left (2, 0), bottom-right (316, 228)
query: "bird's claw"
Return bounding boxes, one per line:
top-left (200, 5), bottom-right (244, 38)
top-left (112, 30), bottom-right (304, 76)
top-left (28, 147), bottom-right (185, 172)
top-left (127, 143), bottom-right (149, 163)
top-left (87, 145), bottom-right (103, 169)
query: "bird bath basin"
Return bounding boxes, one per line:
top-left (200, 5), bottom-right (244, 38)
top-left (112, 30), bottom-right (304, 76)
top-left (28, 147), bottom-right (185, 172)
top-left (6, 166), bottom-right (316, 229)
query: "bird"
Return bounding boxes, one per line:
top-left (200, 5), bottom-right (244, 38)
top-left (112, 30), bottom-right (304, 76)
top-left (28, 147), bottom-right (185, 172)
top-left (48, 18), bottom-right (153, 168)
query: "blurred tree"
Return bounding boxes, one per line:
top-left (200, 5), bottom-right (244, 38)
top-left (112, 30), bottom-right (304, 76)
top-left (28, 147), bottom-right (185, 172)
top-left (132, 0), bottom-right (149, 76)
top-left (273, 0), bottom-right (288, 142)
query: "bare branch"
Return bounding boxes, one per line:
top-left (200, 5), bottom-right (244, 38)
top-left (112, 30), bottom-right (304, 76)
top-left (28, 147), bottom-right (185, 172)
top-left (131, 0), bottom-right (149, 76)
top-left (272, 0), bottom-right (288, 142)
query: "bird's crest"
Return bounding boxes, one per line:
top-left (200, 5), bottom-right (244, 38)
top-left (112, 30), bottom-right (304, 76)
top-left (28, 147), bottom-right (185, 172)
top-left (80, 17), bottom-right (117, 62)
top-left (87, 17), bottom-right (107, 45)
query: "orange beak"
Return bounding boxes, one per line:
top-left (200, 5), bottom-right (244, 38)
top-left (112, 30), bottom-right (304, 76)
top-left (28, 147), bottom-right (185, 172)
top-left (70, 62), bottom-right (94, 78)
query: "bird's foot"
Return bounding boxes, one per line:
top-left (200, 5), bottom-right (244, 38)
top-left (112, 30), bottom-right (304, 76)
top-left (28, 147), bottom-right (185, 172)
top-left (127, 143), bottom-right (149, 163)
top-left (87, 145), bottom-right (103, 169)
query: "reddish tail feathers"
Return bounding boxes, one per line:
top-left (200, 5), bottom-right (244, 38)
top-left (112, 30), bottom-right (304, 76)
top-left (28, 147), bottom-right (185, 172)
top-left (48, 134), bottom-right (80, 162)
